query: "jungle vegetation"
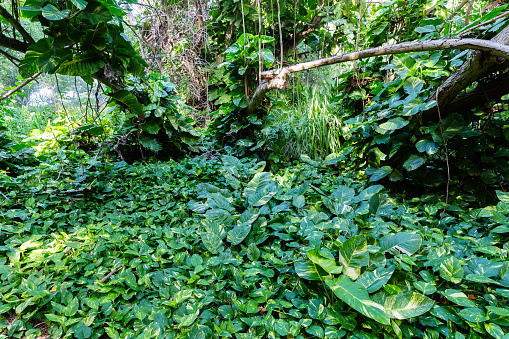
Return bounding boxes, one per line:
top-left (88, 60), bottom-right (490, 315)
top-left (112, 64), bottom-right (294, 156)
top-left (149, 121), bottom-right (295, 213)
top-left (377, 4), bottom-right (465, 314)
top-left (2, 0), bottom-right (509, 338)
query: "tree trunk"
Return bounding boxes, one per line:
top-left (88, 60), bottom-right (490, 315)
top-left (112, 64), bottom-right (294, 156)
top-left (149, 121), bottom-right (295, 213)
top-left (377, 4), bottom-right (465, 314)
top-left (247, 37), bottom-right (509, 114)
top-left (420, 25), bottom-right (509, 122)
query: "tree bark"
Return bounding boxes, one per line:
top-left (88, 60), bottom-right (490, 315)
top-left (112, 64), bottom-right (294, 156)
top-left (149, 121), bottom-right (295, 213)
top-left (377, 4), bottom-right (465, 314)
top-left (0, 5), bottom-right (35, 45)
top-left (420, 25), bottom-right (509, 122)
top-left (247, 37), bottom-right (509, 113)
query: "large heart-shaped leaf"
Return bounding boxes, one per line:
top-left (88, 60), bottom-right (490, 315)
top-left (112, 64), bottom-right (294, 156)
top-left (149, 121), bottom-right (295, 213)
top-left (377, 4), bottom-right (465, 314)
top-left (384, 292), bottom-right (434, 319)
top-left (379, 233), bottom-right (421, 256)
top-left (307, 249), bottom-right (342, 275)
top-left (326, 276), bottom-right (390, 325)
top-left (58, 51), bottom-right (105, 77)
top-left (339, 235), bottom-right (369, 279)
top-left (294, 261), bottom-right (329, 281)
top-left (108, 90), bottom-right (144, 116)
top-left (439, 256), bottom-right (464, 284)
top-left (42, 4), bottom-right (70, 20)
top-left (357, 265), bottom-right (395, 293)
top-left (227, 223), bottom-right (251, 245)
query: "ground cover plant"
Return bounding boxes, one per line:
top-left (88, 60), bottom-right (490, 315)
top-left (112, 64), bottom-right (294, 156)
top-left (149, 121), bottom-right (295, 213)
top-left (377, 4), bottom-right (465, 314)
top-left (2, 151), bottom-right (509, 338)
top-left (2, 0), bottom-right (509, 338)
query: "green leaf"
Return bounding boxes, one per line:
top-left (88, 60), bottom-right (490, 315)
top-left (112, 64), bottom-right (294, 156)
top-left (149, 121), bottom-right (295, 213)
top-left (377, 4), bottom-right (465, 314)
top-left (439, 256), bottom-right (464, 284)
top-left (384, 292), bottom-right (434, 319)
top-left (413, 281), bottom-right (437, 295)
top-left (403, 155), bottom-right (426, 171)
top-left (65, 298), bottom-right (80, 317)
top-left (245, 172), bottom-right (277, 207)
top-left (442, 289), bottom-right (477, 307)
top-left (308, 298), bottom-right (325, 320)
top-left (293, 195), bottom-right (305, 208)
top-left (140, 119), bottom-right (161, 134)
top-left (139, 137), bottom-right (162, 152)
top-left (357, 266), bottom-right (395, 293)
top-left (81, 22), bottom-right (109, 51)
top-left (247, 243), bottom-right (260, 261)
top-left (325, 276), bottom-right (390, 325)
top-left (307, 249), bottom-right (342, 275)
top-left (109, 90), bottom-right (144, 116)
top-left (370, 166), bottom-right (392, 181)
top-left (71, 0), bottom-right (88, 10)
top-left (124, 270), bottom-right (138, 290)
top-left (396, 54), bottom-right (417, 70)
top-left (201, 232), bottom-right (224, 254)
top-left (75, 326), bottom-right (92, 339)
top-left (80, 2), bottom-right (112, 24)
top-left (42, 4), bottom-right (70, 20)
top-left (486, 306), bottom-right (509, 317)
top-left (306, 325), bottom-right (325, 338)
top-left (294, 261), bottom-right (328, 281)
top-left (339, 235), bottom-right (369, 279)
top-left (416, 139), bottom-right (438, 155)
top-left (485, 323), bottom-right (505, 339)
top-left (458, 308), bottom-right (488, 323)
top-left (496, 190), bottom-right (509, 204)
top-left (403, 77), bottom-right (424, 97)
top-left (379, 233), bottom-right (421, 256)
top-left (58, 51), bottom-right (105, 76)
top-left (330, 186), bottom-right (356, 204)
top-left (275, 319), bottom-right (291, 336)
top-left (379, 118), bottom-right (409, 131)
top-left (440, 113), bottom-right (465, 141)
top-left (227, 223), bottom-right (251, 245)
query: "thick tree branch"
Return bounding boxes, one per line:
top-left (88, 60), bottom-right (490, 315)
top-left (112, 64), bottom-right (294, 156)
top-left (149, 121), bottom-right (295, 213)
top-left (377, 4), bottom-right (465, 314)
top-left (247, 37), bottom-right (509, 113)
top-left (0, 71), bottom-right (42, 101)
top-left (0, 32), bottom-right (30, 53)
top-left (421, 25), bottom-right (509, 122)
top-left (442, 71), bottom-right (509, 116)
top-left (0, 5), bottom-right (35, 45)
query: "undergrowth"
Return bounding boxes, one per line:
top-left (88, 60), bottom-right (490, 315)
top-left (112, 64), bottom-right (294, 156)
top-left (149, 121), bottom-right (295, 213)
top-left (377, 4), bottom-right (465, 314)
top-left (1, 151), bottom-right (509, 339)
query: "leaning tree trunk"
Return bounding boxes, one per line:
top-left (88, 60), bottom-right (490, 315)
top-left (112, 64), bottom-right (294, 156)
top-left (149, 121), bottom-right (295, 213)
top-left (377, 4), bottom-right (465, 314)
top-left (246, 37), bottom-right (509, 114)
top-left (419, 25), bottom-right (509, 122)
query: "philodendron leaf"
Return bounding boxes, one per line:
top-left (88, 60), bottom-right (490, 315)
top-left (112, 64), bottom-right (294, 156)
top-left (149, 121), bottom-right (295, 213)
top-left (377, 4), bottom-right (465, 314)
top-left (227, 223), bottom-right (251, 245)
top-left (306, 249), bottom-right (342, 275)
top-left (71, 0), bottom-right (88, 10)
top-left (325, 276), bottom-right (390, 325)
top-left (442, 289), bottom-right (477, 307)
top-left (458, 308), bottom-right (488, 323)
top-left (247, 243), bottom-right (260, 261)
top-left (57, 51), bottom-right (105, 77)
top-left (384, 292), bottom-right (434, 320)
top-left (338, 235), bottom-right (369, 280)
top-left (294, 261), bottom-right (329, 281)
top-left (413, 281), bottom-right (437, 295)
top-left (357, 265), bottom-right (395, 293)
top-left (245, 172), bottom-right (277, 207)
top-left (109, 90), bottom-right (144, 116)
top-left (379, 233), bottom-right (421, 256)
top-left (439, 256), bottom-right (464, 284)
top-left (42, 4), bottom-right (70, 20)
top-left (370, 166), bottom-right (392, 182)
top-left (379, 117), bottom-right (409, 131)
top-left (403, 154), bottom-right (426, 171)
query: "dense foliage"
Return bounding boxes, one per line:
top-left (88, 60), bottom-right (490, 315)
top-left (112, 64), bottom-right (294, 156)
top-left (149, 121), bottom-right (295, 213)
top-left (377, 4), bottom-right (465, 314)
top-left (2, 0), bottom-right (509, 338)
top-left (1, 151), bottom-right (509, 338)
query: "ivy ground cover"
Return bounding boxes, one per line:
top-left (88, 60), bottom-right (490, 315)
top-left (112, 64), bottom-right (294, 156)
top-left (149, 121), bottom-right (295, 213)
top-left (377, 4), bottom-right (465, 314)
top-left (1, 154), bottom-right (509, 338)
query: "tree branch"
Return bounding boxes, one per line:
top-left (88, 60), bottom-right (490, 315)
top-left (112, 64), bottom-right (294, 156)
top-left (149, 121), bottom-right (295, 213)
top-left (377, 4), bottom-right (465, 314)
top-left (0, 31), bottom-right (30, 53)
top-left (421, 25), bottom-right (509, 122)
top-left (0, 5), bottom-right (35, 45)
top-left (247, 37), bottom-right (509, 113)
top-left (0, 71), bottom-right (42, 101)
